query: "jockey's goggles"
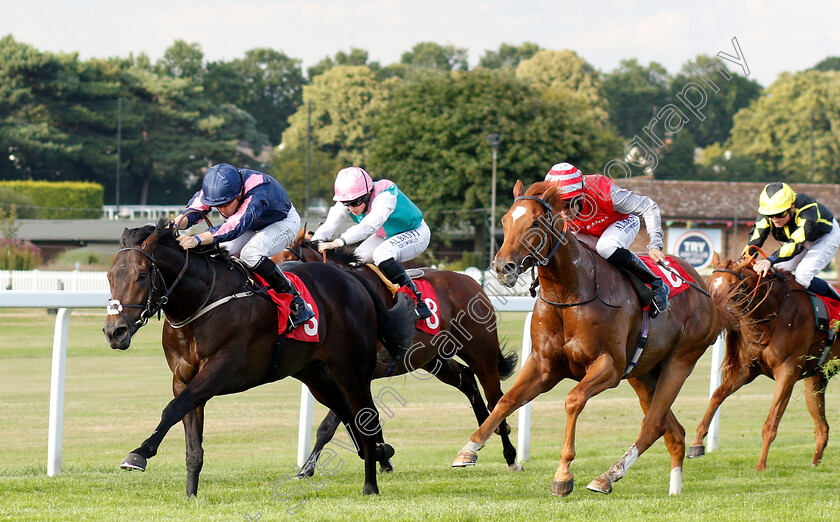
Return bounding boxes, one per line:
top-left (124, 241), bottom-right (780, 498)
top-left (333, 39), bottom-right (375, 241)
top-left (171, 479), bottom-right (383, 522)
top-left (769, 210), bottom-right (789, 219)
top-left (342, 195), bottom-right (367, 207)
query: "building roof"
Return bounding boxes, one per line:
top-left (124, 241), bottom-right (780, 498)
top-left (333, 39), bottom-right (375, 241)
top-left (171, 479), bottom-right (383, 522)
top-left (616, 179), bottom-right (840, 221)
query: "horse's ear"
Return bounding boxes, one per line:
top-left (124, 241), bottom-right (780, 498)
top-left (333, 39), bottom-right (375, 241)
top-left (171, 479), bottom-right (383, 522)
top-left (513, 180), bottom-right (524, 198)
top-left (712, 251), bottom-right (721, 267)
top-left (295, 226), bottom-right (306, 244)
top-left (119, 228), bottom-right (130, 248)
top-left (141, 229), bottom-right (160, 253)
top-left (541, 183), bottom-right (558, 204)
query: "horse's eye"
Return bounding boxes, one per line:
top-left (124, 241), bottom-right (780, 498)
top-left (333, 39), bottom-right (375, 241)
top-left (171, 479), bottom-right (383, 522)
top-left (137, 272), bottom-right (148, 282)
top-left (529, 221), bottom-right (541, 230)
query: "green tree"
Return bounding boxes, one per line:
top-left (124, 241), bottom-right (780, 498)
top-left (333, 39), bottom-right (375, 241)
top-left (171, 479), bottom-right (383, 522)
top-left (157, 40), bottom-right (205, 80)
top-left (516, 49), bottom-right (611, 128)
top-left (670, 55), bottom-right (762, 148)
top-left (650, 130), bottom-right (697, 180)
top-left (811, 56), bottom-right (840, 72)
top-left (400, 42), bottom-right (468, 71)
top-left (204, 48), bottom-right (304, 145)
top-left (307, 48), bottom-right (381, 79)
top-left (478, 42), bottom-right (541, 69)
top-left (727, 70), bottom-right (840, 182)
top-left (368, 69), bottom-right (620, 252)
top-left (602, 59), bottom-right (671, 139)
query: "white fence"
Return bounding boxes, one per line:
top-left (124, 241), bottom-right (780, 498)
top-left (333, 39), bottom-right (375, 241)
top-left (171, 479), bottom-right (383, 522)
top-left (1, 270), bottom-right (109, 291)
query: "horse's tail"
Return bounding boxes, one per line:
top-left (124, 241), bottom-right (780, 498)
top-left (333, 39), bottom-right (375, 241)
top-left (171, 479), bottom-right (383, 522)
top-left (708, 278), bottom-right (762, 375)
top-left (349, 272), bottom-right (416, 360)
top-left (497, 340), bottom-right (518, 380)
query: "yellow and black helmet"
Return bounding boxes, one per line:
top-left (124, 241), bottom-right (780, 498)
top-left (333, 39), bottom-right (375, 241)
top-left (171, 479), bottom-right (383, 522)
top-left (758, 182), bottom-right (796, 216)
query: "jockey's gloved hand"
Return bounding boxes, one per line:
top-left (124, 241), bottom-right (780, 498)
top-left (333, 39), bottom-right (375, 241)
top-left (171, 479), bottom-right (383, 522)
top-left (318, 238), bottom-right (345, 253)
top-left (177, 234), bottom-right (200, 250)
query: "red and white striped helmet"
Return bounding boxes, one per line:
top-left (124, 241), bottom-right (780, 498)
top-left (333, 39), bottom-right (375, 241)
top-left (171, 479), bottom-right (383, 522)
top-left (544, 162), bottom-right (583, 199)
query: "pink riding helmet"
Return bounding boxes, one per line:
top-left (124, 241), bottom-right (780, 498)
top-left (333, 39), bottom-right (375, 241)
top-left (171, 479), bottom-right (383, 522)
top-left (333, 167), bottom-right (373, 201)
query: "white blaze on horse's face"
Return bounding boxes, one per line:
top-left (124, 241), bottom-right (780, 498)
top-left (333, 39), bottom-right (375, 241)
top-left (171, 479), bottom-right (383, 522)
top-left (712, 278), bottom-right (723, 292)
top-left (511, 206), bottom-right (527, 223)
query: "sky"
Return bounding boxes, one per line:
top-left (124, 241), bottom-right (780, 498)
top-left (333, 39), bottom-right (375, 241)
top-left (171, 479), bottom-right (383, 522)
top-left (2, 0), bottom-right (839, 87)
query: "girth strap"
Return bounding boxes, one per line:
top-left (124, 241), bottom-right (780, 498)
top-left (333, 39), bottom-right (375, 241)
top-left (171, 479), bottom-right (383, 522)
top-left (624, 311), bottom-right (650, 377)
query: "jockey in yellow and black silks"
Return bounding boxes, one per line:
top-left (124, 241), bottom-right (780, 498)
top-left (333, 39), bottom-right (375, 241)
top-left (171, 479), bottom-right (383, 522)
top-left (747, 182), bottom-right (840, 300)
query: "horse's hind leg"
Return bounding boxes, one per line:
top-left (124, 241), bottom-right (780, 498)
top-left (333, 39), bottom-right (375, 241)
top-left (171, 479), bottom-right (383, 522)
top-left (296, 410), bottom-right (341, 479)
top-left (466, 356), bottom-right (520, 470)
top-left (756, 360), bottom-right (799, 470)
top-left (182, 403), bottom-right (205, 498)
top-left (689, 366), bottom-right (759, 458)
top-left (804, 373), bottom-right (829, 466)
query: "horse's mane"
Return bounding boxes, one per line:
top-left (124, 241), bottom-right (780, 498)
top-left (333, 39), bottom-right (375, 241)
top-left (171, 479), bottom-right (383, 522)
top-left (120, 217), bottom-right (235, 264)
top-left (300, 239), bottom-right (362, 266)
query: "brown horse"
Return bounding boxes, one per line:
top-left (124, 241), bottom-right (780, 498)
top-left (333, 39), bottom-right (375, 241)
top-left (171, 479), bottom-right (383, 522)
top-left (452, 180), bottom-right (728, 497)
top-left (688, 253), bottom-right (837, 470)
top-left (274, 230), bottom-right (520, 476)
top-left (102, 218), bottom-right (417, 496)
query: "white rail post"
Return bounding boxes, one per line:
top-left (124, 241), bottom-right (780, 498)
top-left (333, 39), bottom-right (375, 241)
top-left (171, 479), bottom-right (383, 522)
top-left (708, 333), bottom-right (725, 452)
top-left (48, 308), bottom-right (72, 476)
top-left (517, 312), bottom-right (533, 462)
top-left (297, 384), bottom-right (314, 467)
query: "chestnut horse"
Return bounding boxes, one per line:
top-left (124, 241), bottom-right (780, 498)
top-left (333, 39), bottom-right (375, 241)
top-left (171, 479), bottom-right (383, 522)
top-left (688, 253), bottom-right (837, 469)
top-left (103, 219), bottom-right (417, 496)
top-left (452, 180), bottom-right (729, 497)
top-left (274, 231), bottom-right (520, 476)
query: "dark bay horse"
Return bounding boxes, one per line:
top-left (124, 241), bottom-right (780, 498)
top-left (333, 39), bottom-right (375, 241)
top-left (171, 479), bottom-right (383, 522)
top-left (102, 218), bottom-right (417, 496)
top-left (452, 180), bottom-right (729, 497)
top-left (274, 230), bottom-right (520, 476)
top-left (689, 253), bottom-right (837, 470)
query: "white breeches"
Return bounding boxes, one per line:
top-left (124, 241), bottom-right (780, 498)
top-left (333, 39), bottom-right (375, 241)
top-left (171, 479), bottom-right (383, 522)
top-left (220, 206), bottom-right (301, 267)
top-left (592, 215), bottom-right (641, 259)
top-left (774, 219), bottom-right (840, 287)
top-left (354, 220), bottom-right (431, 265)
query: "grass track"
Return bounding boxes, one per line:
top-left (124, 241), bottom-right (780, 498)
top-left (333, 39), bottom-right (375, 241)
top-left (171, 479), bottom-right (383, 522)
top-left (1, 309), bottom-right (839, 521)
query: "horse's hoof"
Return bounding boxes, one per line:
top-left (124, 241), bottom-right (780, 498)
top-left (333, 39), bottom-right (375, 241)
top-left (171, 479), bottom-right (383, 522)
top-left (294, 465), bottom-right (315, 479)
top-left (377, 442), bottom-right (395, 473)
top-left (362, 483), bottom-right (379, 495)
top-left (452, 450), bottom-right (478, 467)
top-left (120, 452), bottom-right (147, 471)
top-left (508, 462), bottom-right (524, 472)
top-left (686, 445), bottom-right (705, 459)
top-left (586, 474), bottom-right (612, 494)
top-left (550, 478), bottom-right (574, 497)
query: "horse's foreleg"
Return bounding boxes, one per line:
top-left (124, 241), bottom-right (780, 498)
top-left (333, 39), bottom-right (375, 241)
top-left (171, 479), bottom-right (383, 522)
top-left (121, 357), bottom-right (229, 472)
top-left (452, 355), bottom-right (561, 469)
top-left (182, 403), bottom-right (205, 498)
top-left (296, 411), bottom-right (341, 479)
top-left (756, 362), bottom-right (799, 470)
top-left (688, 366), bottom-right (758, 458)
top-left (555, 354), bottom-right (620, 497)
top-left (804, 373), bottom-right (829, 466)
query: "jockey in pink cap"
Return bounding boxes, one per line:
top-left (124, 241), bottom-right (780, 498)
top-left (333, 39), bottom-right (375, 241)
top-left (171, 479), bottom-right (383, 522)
top-left (312, 167), bottom-right (433, 319)
top-left (545, 162), bottom-right (669, 317)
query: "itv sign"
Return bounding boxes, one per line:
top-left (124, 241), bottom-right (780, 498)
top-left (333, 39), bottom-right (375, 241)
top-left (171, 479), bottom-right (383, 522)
top-left (674, 231), bottom-right (715, 270)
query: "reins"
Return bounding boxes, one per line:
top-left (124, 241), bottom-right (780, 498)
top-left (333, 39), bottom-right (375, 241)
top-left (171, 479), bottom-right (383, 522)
top-left (513, 195), bottom-right (620, 310)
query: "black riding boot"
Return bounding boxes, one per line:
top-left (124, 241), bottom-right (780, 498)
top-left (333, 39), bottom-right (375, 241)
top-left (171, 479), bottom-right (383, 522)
top-left (378, 257), bottom-right (433, 320)
top-left (607, 248), bottom-right (669, 318)
top-left (808, 277), bottom-right (840, 301)
top-left (253, 257), bottom-right (315, 329)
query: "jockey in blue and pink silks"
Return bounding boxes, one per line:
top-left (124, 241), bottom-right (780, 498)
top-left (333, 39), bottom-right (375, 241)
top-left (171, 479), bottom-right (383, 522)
top-left (173, 163), bottom-right (315, 329)
top-left (312, 166), bottom-right (433, 320)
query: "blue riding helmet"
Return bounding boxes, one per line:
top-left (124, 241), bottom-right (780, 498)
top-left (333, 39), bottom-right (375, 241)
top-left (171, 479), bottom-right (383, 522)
top-left (200, 163), bottom-right (243, 206)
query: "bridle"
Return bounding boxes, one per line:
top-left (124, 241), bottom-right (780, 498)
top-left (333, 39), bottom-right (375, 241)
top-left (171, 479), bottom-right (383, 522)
top-left (510, 195), bottom-right (619, 309)
top-left (511, 195), bottom-right (565, 272)
top-left (107, 245), bottom-right (197, 328)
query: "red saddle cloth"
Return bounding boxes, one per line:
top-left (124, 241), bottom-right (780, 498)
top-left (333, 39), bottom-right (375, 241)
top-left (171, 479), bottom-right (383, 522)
top-left (253, 272), bottom-right (320, 342)
top-left (816, 294), bottom-right (840, 331)
top-left (396, 278), bottom-right (441, 335)
top-left (638, 256), bottom-right (694, 299)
